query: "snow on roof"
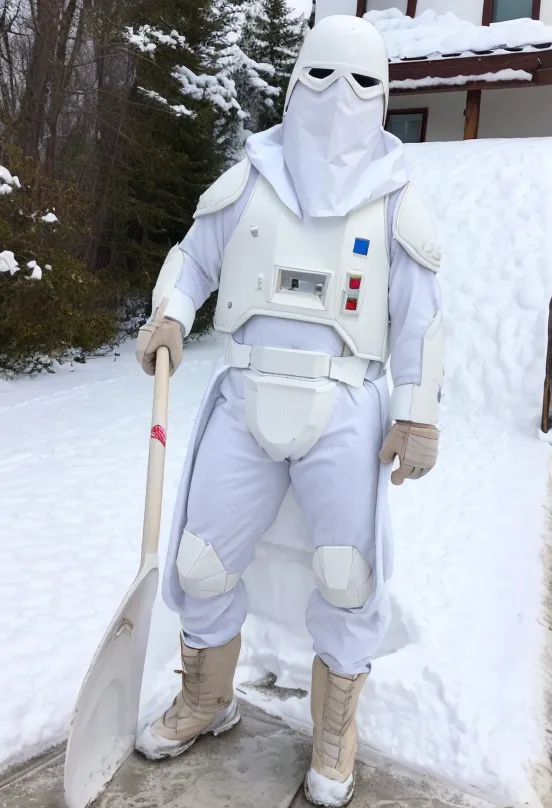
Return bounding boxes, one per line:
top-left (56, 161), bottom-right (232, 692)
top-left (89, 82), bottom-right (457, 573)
top-left (364, 8), bottom-right (552, 63)
top-left (390, 67), bottom-right (532, 90)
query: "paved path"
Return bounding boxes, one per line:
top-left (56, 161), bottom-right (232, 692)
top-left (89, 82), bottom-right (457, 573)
top-left (0, 702), bottom-right (494, 808)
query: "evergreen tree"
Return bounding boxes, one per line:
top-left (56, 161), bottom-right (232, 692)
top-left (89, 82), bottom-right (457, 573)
top-left (105, 0), bottom-right (227, 295)
top-left (111, 0), bottom-right (277, 329)
top-left (242, 0), bottom-right (307, 132)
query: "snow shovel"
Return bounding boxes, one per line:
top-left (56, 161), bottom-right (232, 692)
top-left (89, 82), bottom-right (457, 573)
top-left (64, 346), bottom-right (170, 808)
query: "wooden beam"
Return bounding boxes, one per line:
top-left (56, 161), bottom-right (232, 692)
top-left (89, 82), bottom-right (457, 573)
top-left (391, 79), bottom-right (535, 95)
top-left (464, 89), bottom-right (481, 139)
top-left (535, 67), bottom-right (552, 84)
top-left (542, 298), bottom-right (552, 433)
top-left (533, 0), bottom-right (542, 20)
top-left (389, 48), bottom-right (552, 82)
top-left (355, 0), bottom-right (366, 16)
top-left (406, 0), bottom-right (418, 18)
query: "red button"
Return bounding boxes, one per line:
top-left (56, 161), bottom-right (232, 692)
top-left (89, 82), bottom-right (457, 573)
top-left (349, 277), bottom-right (361, 290)
top-left (345, 298), bottom-right (358, 311)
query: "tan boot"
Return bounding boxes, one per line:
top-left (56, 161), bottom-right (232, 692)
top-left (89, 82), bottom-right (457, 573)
top-left (136, 633), bottom-right (241, 760)
top-left (305, 656), bottom-right (369, 807)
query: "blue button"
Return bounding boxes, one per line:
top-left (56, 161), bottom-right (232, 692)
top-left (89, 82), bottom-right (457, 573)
top-left (353, 238), bottom-right (370, 256)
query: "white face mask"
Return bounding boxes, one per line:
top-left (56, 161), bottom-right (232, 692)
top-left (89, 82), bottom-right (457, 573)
top-left (282, 78), bottom-right (388, 218)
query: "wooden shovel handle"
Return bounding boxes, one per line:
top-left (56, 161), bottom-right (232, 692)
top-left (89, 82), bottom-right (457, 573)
top-left (142, 346), bottom-right (170, 559)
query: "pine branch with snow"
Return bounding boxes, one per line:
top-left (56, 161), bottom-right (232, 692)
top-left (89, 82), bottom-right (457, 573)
top-left (235, 0), bottom-right (307, 132)
top-left (0, 167), bottom-right (22, 196)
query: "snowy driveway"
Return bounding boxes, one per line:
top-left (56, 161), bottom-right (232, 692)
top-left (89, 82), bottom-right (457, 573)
top-left (0, 338), bottom-right (220, 773)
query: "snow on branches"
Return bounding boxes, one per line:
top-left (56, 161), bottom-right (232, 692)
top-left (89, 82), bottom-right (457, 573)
top-left (172, 45), bottom-right (275, 119)
top-left (124, 25), bottom-right (189, 54)
top-left (0, 167), bottom-right (21, 196)
top-left (124, 9), bottom-right (276, 123)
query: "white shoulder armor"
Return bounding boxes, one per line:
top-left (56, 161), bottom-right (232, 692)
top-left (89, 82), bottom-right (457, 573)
top-left (394, 183), bottom-right (441, 272)
top-left (194, 158), bottom-right (252, 219)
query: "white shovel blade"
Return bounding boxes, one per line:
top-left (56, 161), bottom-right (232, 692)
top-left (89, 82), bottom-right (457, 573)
top-left (64, 553), bottom-right (159, 808)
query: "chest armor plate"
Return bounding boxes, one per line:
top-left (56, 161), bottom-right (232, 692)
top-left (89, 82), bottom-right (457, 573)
top-left (214, 176), bottom-right (390, 361)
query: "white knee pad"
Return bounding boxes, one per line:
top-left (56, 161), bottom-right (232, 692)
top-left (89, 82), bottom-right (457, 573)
top-left (176, 530), bottom-right (241, 599)
top-left (312, 546), bottom-right (375, 609)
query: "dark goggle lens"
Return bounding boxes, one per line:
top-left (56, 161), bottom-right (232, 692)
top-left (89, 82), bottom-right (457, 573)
top-left (352, 73), bottom-right (381, 88)
top-left (308, 68), bottom-right (335, 79)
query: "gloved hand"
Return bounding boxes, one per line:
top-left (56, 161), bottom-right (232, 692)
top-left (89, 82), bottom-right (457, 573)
top-left (136, 299), bottom-right (183, 377)
top-left (379, 421), bottom-right (439, 486)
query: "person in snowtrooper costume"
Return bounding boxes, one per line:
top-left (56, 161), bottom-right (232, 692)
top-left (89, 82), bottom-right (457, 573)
top-left (135, 14), bottom-right (444, 808)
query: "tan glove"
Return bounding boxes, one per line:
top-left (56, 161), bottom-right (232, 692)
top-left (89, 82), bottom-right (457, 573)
top-left (136, 299), bottom-right (183, 377)
top-left (379, 421), bottom-right (439, 486)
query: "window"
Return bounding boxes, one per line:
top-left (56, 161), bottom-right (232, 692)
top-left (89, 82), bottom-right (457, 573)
top-left (386, 110), bottom-right (428, 143)
top-left (492, 0), bottom-right (534, 20)
top-left (483, 0), bottom-right (539, 24)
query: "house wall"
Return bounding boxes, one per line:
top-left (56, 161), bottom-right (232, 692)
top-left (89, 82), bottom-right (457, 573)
top-left (315, 0), bottom-right (357, 21)
top-left (365, 0), bottom-right (408, 11)
top-left (388, 86), bottom-right (552, 140)
top-left (479, 86), bottom-right (552, 137)
top-left (541, 0), bottom-right (552, 24)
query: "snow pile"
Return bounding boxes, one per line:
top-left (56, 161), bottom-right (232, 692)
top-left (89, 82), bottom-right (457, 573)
top-left (0, 165), bottom-right (21, 196)
top-left (0, 250), bottom-right (19, 274)
top-left (40, 212), bottom-right (58, 224)
top-left (365, 8), bottom-right (552, 61)
top-left (27, 260), bottom-right (42, 280)
top-left (1, 140), bottom-right (551, 808)
top-left (0, 253), bottom-right (45, 279)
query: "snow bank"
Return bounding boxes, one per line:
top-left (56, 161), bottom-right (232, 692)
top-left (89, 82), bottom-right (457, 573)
top-left (365, 8), bottom-right (552, 61)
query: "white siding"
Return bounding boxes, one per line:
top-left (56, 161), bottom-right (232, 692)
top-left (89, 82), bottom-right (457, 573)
top-left (540, 0), bottom-right (552, 24)
top-left (315, 0), bottom-right (357, 22)
top-left (479, 86), bottom-right (552, 137)
top-left (389, 86), bottom-right (552, 141)
top-left (415, 0), bottom-right (484, 23)
top-left (365, 0), bottom-right (408, 11)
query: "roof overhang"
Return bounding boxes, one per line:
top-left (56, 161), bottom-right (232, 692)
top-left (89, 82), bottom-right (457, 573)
top-left (389, 45), bottom-right (552, 95)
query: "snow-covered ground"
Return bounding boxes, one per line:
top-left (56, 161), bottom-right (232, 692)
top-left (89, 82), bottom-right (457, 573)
top-left (1, 139), bottom-right (551, 807)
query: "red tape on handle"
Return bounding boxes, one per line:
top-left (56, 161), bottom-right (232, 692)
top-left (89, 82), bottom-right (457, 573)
top-left (151, 424), bottom-right (166, 447)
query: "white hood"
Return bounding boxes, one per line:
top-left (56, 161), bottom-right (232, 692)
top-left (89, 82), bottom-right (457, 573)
top-left (245, 78), bottom-right (408, 220)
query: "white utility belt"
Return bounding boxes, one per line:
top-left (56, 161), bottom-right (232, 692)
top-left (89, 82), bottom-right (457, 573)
top-left (224, 339), bottom-right (370, 389)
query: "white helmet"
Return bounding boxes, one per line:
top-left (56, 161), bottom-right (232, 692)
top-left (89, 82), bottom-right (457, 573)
top-left (284, 15), bottom-right (390, 120)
